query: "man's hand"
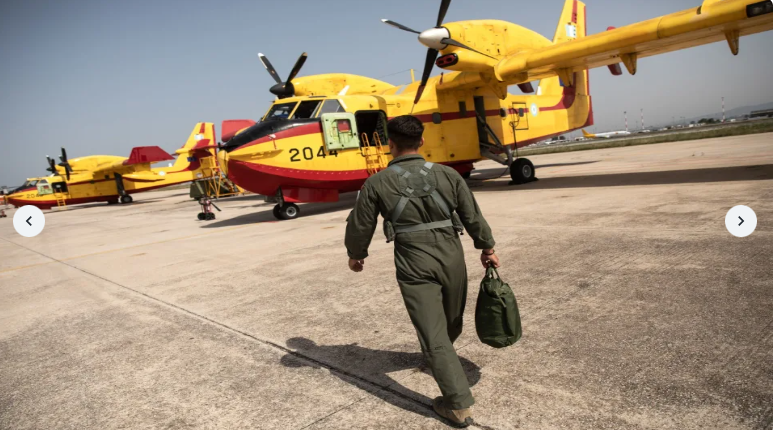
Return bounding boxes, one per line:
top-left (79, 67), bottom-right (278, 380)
top-left (348, 258), bottom-right (365, 272)
top-left (480, 249), bottom-right (500, 269)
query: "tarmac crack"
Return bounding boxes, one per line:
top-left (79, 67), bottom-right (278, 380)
top-left (0, 237), bottom-right (497, 430)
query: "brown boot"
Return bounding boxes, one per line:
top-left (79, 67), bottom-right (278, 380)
top-left (432, 397), bottom-right (474, 428)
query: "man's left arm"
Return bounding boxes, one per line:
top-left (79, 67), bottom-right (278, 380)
top-left (345, 181), bottom-right (380, 272)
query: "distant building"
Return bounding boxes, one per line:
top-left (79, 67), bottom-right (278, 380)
top-left (750, 109), bottom-right (773, 119)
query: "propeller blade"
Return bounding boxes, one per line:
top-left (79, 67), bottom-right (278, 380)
top-left (258, 53), bottom-right (282, 84)
top-left (380, 19), bottom-right (421, 34)
top-left (440, 38), bottom-right (496, 59)
top-left (286, 52), bottom-right (308, 83)
top-left (419, 48), bottom-right (438, 87)
top-left (46, 156), bottom-right (57, 173)
top-left (436, 0), bottom-right (451, 27)
top-left (414, 48), bottom-right (438, 104)
top-left (60, 147), bottom-right (68, 164)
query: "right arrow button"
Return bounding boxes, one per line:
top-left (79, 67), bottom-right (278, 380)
top-left (726, 206), bottom-right (756, 238)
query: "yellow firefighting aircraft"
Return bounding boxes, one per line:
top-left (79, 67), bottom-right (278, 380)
top-left (217, 0), bottom-right (772, 220)
top-left (8, 123), bottom-right (218, 209)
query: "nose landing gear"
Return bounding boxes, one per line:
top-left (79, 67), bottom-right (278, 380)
top-left (271, 188), bottom-right (300, 220)
top-left (273, 203), bottom-right (299, 220)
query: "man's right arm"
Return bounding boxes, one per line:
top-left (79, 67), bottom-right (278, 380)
top-left (344, 180), bottom-right (380, 261)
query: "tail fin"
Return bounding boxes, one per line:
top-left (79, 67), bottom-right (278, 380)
top-left (581, 129), bottom-right (594, 138)
top-left (170, 122), bottom-right (217, 171)
top-left (538, 0), bottom-right (588, 96)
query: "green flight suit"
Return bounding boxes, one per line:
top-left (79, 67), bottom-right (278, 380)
top-left (345, 154), bottom-right (496, 410)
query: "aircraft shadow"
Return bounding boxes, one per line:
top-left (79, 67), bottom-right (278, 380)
top-left (534, 160), bottom-right (600, 169)
top-left (200, 193), bottom-right (358, 228)
top-left (279, 337), bottom-right (481, 420)
top-left (469, 164), bottom-right (773, 192)
top-left (44, 199), bottom-right (161, 213)
top-left (469, 161), bottom-right (599, 181)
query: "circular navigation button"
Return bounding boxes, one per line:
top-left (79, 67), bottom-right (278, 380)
top-left (725, 205), bottom-right (756, 238)
top-left (13, 205), bottom-right (45, 238)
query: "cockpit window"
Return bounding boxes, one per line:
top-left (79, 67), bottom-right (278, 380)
top-left (23, 180), bottom-right (39, 187)
top-left (318, 99), bottom-right (344, 115)
top-left (264, 102), bottom-right (297, 120)
top-left (291, 100), bottom-right (322, 119)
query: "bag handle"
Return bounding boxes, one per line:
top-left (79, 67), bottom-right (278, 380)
top-left (485, 263), bottom-right (501, 279)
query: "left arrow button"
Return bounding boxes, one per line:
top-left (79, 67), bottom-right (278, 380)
top-left (13, 205), bottom-right (46, 238)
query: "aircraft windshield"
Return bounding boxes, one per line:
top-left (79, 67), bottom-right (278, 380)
top-left (291, 100), bottom-right (322, 119)
top-left (22, 180), bottom-right (39, 187)
top-left (264, 102), bottom-right (297, 121)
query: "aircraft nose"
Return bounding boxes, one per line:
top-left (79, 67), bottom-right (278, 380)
top-left (418, 27), bottom-right (450, 50)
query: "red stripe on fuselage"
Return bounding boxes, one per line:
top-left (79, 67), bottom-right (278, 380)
top-left (542, 77), bottom-right (577, 111)
top-left (228, 160), bottom-right (369, 197)
top-left (7, 195), bottom-right (115, 210)
top-left (227, 158), bottom-right (477, 201)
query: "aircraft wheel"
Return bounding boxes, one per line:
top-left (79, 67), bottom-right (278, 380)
top-left (120, 195), bottom-right (133, 204)
top-left (197, 213), bottom-right (205, 220)
top-left (107, 198), bottom-right (119, 205)
top-left (461, 171), bottom-right (471, 179)
top-left (510, 158), bottom-right (535, 184)
top-left (207, 213), bottom-right (216, 220)
top-left (278, 203), bottom-right (300, 220)
top-left (272, 205), bottom-right (282, 220)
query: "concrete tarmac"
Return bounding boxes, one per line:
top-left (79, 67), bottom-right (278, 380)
top-left (1, 134), bottom-right (772, 429)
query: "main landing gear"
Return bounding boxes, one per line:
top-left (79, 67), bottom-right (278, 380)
top-left (475, 111), bottom-right (537, 185)
top-left (120, 195), bottom-right (133, 204)
top-left (273, 203), bottom-right (299, 220)
top-left (509, 158), bottom-right (536, 184)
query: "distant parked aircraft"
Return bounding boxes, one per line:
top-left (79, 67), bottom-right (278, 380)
top-left (582, 129), bottom-right (631, 139)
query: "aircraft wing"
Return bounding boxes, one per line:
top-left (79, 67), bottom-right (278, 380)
top-left (121, 171), bottom-right (169, 182)
top-left (495, 0), bottom-right (773, 84)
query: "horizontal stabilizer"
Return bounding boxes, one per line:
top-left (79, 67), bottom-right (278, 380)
top-left (123, 146), bottom-right (174, 166)
top-left (222, 120), bottom-right (257, 143)
top-left (175, 139), bottom-right (218, 154)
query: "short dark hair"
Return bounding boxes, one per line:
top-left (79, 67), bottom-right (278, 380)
top-left (387, 115), bottom-right (424, 150)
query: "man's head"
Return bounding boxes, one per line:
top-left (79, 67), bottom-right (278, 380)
top-left (387, 115), bottom-right (424, 155)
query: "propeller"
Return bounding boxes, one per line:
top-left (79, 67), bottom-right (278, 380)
top-left (381, 0), bottom-right (496, 104)
top-left (258, 52), bottom-right (308, 99)
top-left (57, 147), bottom-right (73, 180)
top-left (46, 156), bottom-right (57, 174)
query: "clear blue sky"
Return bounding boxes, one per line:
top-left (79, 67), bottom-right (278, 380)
top-left (1, 0), bottom-right (771, 186)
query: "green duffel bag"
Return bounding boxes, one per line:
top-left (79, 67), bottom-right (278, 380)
top-left (475, 265), bottom-right (522, 348)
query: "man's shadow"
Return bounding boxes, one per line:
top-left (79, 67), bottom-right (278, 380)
top-left (280, 337), bottom-right (480, 419)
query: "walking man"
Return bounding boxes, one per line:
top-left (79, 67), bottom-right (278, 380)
top-left (345, 115), bottom-right (500, 427)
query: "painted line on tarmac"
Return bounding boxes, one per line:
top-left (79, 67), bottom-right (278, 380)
top-left (0, 237), bottom-right (497, 430)
top-left (0, 224), bottom-right (254, 274)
